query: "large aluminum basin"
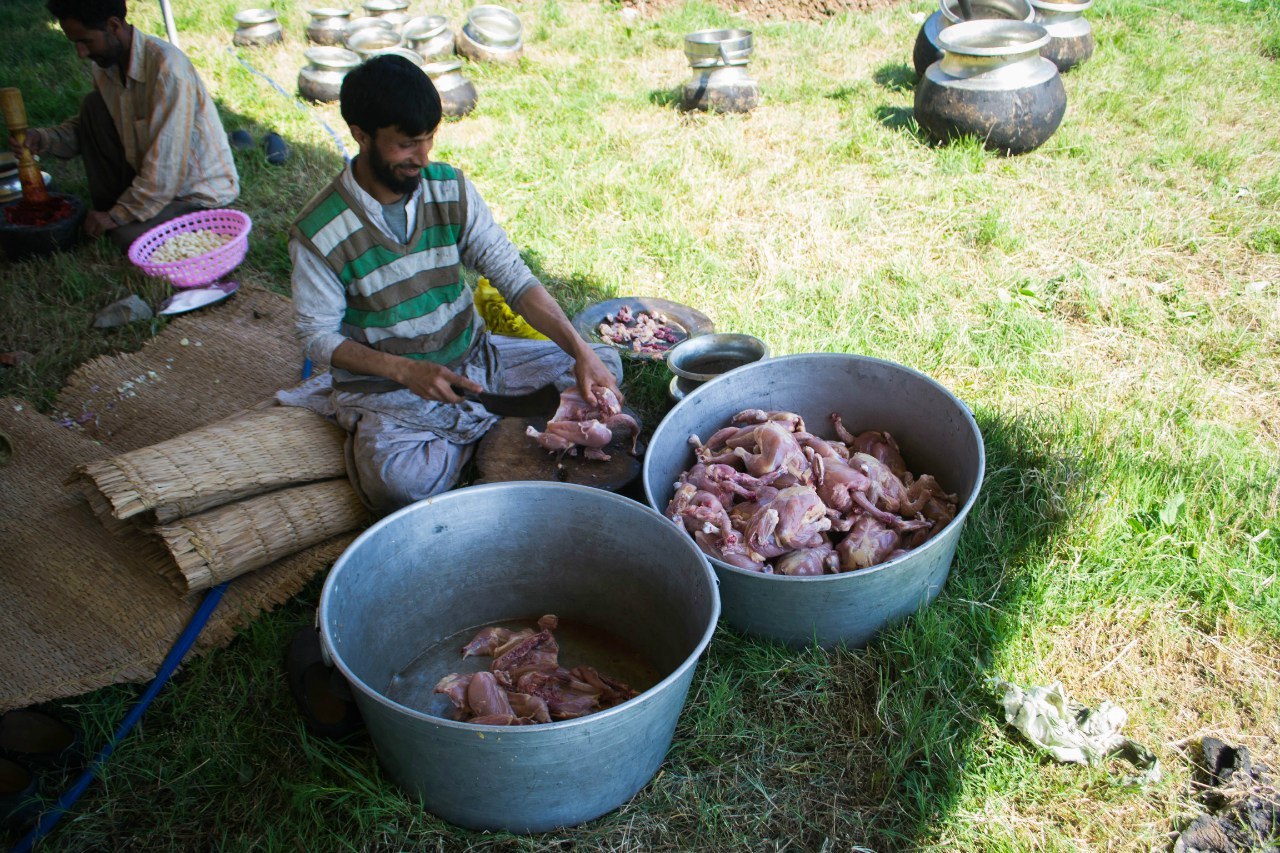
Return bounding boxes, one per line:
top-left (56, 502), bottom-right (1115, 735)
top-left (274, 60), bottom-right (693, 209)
top-left (643, 353), bottom-right (984, 649)
top-left (319, 482), bottom-right (719, 832)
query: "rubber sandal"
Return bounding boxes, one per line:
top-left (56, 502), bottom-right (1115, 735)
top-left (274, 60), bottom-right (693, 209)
top-left (285, 627), bottom-right (363, 740)
top-left (0, 709), bottom-right (81, 770)
top-left (227, 129), bottom-right (254, 151)
top-left (0, 757), bottom-right (39, 830)
top-left (263, 132), bottom-right (290, 166)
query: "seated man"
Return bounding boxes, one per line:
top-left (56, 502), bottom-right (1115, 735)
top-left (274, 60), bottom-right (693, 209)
top-left (282, 55), bottom-right (623, 515)
top-left (11, 0), bottom-right (239, 251)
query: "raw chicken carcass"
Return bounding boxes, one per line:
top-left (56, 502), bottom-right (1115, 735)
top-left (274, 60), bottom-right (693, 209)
top-left (526, 386), bottom-right (640, 461)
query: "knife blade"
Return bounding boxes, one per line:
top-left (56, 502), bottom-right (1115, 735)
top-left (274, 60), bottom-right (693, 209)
top-left (452, 383), bottom-right (561, 418)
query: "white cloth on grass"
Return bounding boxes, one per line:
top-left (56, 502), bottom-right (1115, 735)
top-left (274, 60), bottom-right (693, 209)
top-left (992, 678), bottom-right (1162, 786)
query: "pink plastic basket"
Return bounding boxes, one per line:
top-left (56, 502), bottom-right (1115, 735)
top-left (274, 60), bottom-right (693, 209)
top-left (127, 208), bottom-right (252, 288)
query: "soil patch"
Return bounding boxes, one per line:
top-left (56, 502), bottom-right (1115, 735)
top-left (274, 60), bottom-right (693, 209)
top-left (622, 0), bottom-right (902, 23)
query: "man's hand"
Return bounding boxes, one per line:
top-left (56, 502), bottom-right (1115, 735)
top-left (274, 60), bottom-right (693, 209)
top-left (396, 359), bottom-right (484, 404)
top-left (83, 211), bottom-right (117, 238)
top-left (573, 347), bottom-right (622, 408)
top-left (8, 128), bottom-right (44, 156)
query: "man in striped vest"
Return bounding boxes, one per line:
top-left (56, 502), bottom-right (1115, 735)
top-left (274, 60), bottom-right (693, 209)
top-left (283, 55), bottom-right (623, 514)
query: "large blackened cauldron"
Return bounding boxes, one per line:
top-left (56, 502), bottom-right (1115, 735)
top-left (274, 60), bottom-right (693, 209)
top-left (915, 19), bottom-right (1066, 156)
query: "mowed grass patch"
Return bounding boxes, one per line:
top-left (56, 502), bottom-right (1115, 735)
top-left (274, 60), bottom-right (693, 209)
top-left (2, 0), bottom-right (1279, 849)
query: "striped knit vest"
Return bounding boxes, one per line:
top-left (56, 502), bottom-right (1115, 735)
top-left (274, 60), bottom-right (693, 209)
top-left (290, 162), bottom-right (479, 393)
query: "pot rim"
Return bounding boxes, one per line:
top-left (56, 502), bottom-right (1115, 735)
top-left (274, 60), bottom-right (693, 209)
top-left (422, 58), bottom-right (465, 75)
top-left (466, 4), bottom-right (523, 46)
top-left (1028, 0), bottom-right (1092, 10)
top-left (303, 45), bottom-right (363, 67)
top-left (307, 7), bottom-right (352, 17)
top-left (346, 27), bottom-right (403, 50)
top-left (459, 23), bottom-right (523, 53)
top-left (936, 19), bottom-right (1050, 56)
top-left (938, 0), bottom-right (1035, 25)
top-left (642, 351), bottom-right (987, 583)
top-left (233, 8), bottom-right (279, 25)
top-left (666, 333), bottom-right (770, 382)
top-left (684, 27), bottom-right (753, 44)
top-left (319, 481), bottom-right (722, 732)
top-left (403, 14), bottom-right (450, 38)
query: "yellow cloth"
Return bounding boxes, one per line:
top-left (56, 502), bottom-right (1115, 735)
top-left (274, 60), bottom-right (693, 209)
top-left (474, 278), bottom-right (548, 340)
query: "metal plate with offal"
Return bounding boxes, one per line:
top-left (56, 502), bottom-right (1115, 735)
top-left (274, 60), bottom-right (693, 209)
top-left (572, 297), bottom-right (714, 362)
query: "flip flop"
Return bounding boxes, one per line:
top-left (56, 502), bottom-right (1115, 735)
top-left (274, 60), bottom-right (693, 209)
top-left (284, 627), bottom-right (363, 740)
top-left (0, 757), bottom-right (39, 830)
top-left (0, 709), bottom-right (81, 770)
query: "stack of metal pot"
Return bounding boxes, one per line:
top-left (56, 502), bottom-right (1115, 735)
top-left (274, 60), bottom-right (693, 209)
top-left (1030, 0), bottom-right (1094, 72)
top-left (912, 0), bottom-right (1035, 77)
top-left (232, 9), bottom-right (283, 47)
top-left (345, 17), bottom-right (402, 58)
top-left (362, 0), bottom-right (410, 30)
top-left (298, 46), bottom-right (362, 101)
top-left (403, 15), bottom-right (456, 62)
top-left (456, 5), bottom-right (523, 63)
top-left (914, 19), bottom-right (1066, 155)
top-left (305, 8), bottom-right (353, 46)
top-left (423, 59), bottom-right (479, 117)
top-left (680, 29), bottom-right (759, 114)
top-left (914, 0), bottom-right (1093, 75)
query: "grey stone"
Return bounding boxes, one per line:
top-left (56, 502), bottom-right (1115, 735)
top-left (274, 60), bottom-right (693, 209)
top-left (93, 294), bottom-right (153, 328)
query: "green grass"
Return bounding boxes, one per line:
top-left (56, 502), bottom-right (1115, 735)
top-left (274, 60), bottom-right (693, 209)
top-left (3, 0), bottom-right (1280, 848)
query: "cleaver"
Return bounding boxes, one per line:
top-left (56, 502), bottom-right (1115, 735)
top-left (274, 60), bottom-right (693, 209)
top-left (452, 383), bottom-right (561, 418)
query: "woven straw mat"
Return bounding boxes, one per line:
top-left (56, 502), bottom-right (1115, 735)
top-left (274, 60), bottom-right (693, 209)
top-left (0, 284), bottom-right (360, 712)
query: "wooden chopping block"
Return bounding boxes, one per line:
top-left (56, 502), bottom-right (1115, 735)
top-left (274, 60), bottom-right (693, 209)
top-left (473, 413), bottom-right (642, 491)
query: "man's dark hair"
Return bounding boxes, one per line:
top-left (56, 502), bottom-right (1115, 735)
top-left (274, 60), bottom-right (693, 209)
top-left (46, 0), bottom-right (126, 29)
top-left (340, 55), bottom-right (442, 138)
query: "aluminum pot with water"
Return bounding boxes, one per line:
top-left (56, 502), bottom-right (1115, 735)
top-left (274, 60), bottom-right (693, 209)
top-left (643, 353), bottom-right (985, 649)
top-left (914, 19), bottom-right (1065, 155)
top-left (318, 482), bottom-right (720, 832)
top-left (912, 0), bottom-right (1035, 77)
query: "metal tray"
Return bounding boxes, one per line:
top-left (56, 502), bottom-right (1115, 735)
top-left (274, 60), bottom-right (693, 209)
top-left (572, 296), bottom-right (714, 362)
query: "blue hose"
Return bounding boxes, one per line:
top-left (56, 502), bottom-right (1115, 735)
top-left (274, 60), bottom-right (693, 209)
top-left (229, 49), bottom-right (352, 163)
top-left (12, 582), bottom-right (230, 853)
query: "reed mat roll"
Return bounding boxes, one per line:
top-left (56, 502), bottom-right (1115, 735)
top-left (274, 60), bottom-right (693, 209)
top-left (75, 406), bottom-right (346, 524)
top-left (152, 479), bottom-right (369, 592)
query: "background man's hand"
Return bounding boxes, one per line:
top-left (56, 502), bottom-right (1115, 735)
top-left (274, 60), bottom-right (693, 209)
top-left (8, 128), bottom-right (44, 156)
top-left (83, 211), bottom-right (116, 238)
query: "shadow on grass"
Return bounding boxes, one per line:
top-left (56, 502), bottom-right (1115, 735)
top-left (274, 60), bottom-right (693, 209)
top-left (647, 87), bottom-right (684, 109)
top-left (873, 62), bottom-right (918, 94)
top-left (869, 405), bottom-right (1082, 847)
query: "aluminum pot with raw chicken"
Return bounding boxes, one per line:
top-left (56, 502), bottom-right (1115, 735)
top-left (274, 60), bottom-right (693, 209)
top-left (319, 482), bottom-right (719, 832)
top-left (643, 352), bottom-right (984, 649)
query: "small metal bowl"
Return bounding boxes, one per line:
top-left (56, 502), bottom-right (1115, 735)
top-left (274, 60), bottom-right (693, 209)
top-left (374, 45), bottom-right (424, 65)
top-left (666, 333), bottom-right (769, 383)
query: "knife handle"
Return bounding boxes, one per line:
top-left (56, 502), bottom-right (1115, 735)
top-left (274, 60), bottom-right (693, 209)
top-left (450, 384), bottom-right (481, 403)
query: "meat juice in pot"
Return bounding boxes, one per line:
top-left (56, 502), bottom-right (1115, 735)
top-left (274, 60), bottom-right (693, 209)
top-left (384, 617), bottom-right (661, 720)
